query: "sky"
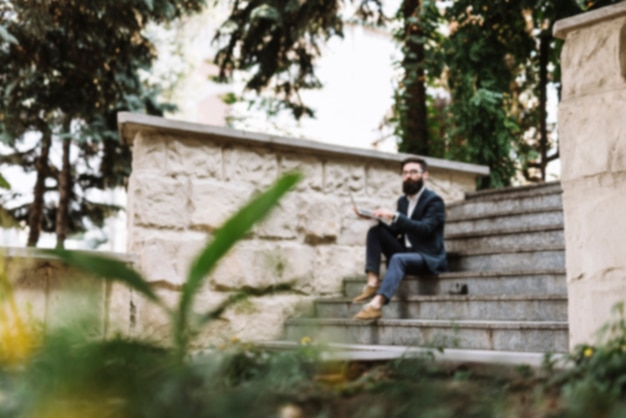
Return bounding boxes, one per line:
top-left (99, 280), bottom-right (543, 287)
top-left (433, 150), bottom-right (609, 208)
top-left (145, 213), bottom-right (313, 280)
top-left (150, 4), bottom-right (402, 153)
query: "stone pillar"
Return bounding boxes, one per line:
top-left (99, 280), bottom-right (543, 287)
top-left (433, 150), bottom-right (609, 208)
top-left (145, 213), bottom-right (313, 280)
top-left (555, 3), bottom-right (626, 347)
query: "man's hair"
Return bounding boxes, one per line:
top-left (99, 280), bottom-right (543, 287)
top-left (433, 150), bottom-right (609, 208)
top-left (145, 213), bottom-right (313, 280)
top-left (400, 157), bottom-right (428, 173)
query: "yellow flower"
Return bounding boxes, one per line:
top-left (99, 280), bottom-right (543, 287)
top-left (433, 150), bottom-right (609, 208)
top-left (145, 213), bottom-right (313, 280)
top-left (300, 336), bottom-right (312, 346)
top-left (584, 347), bottom-right (593, 357)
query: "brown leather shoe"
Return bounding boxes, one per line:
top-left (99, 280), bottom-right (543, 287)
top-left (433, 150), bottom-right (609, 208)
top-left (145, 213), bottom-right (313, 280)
top-left (353, 305), bottom-right (382, 320)
top-left (351, 285), bottom-right (379, 304)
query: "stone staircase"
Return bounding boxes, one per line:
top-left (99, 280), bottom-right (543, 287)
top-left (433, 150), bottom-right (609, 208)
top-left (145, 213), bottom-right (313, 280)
top-left (283, 182), bottom-right (569, 355)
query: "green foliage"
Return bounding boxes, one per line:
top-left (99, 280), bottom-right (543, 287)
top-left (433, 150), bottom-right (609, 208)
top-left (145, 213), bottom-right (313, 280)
top-left (547, 302), bottom-right (626, 416)
top-left (420, 0), bottom-right (622, 188)
top-left (214, 0), bottom-right (620, 189)
top-left (0, 173), bottom-right (310, 418)
top-left (213, 0), bottom-right (383, 120)
top-left (45, 172), bottom-right (301, 361)
top-left (0, 0), bottom-right (205, 246)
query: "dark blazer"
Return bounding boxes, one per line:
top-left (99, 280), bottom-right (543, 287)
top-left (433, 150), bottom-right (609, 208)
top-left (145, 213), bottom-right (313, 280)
top-left (389, 188), bottom-right (448, 274)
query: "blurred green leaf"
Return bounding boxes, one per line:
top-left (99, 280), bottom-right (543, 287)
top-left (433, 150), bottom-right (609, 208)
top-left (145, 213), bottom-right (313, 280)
top-left (41, 249), bottom-right (163, 307)
top-left (175, 172), bottom-right (301, 351)
top-left (250, 4), bottom-right (281, 21)
top-left (0, 173), bottom-right (9, 190)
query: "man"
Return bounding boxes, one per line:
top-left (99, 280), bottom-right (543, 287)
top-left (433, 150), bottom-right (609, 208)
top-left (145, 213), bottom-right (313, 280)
top-left (352, 157), bottom-right (448, 320)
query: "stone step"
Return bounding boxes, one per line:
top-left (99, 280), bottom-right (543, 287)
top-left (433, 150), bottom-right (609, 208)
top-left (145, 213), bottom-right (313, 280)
top-left (447, 246), bottom-right (565, 272)
top-left (445, 225), bottom-right (564, 253)
top-left (436, 270), bottom-right (567, 295)
top-left (463, 181), bottom-right (562, 202)
top-left (257, 341), bottom-right (568, 371)
top-left (446, 208), bottom-right (563, 235)
top-left (344, 270), bottom-right (567, 297)
top-left (447, 187), bottom-right (562, 219)
top-left (284, 318), bottom-right (569, 352)
top-left (314, 294), bottom-right (568, 321)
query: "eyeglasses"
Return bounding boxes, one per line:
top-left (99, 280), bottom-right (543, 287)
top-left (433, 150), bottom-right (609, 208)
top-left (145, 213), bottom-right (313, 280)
top-left (401, 169), bottom-right (422, 177)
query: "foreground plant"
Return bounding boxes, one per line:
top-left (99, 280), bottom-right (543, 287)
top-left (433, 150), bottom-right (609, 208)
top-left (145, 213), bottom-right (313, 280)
top-left (0, 173), bottom-right (302, 417)
top-left (43, 172), bottom-right (302, 361)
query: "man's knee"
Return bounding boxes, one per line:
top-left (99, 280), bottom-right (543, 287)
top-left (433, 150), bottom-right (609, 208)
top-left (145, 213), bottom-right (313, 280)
top-left (388, 253), bottom-right (406, 268)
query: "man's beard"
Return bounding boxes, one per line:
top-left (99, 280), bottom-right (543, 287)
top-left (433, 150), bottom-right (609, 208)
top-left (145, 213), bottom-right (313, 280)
top-left (403, 178), bottom-right (423, 195)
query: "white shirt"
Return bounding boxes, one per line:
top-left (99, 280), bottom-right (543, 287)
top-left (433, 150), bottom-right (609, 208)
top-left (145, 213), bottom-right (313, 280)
top-left (401, 186), bottom-right (426, 248)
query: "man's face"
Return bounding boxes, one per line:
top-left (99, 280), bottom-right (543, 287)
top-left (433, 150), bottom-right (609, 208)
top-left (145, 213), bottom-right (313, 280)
top-left (401, 162), bottom-right (427, 195)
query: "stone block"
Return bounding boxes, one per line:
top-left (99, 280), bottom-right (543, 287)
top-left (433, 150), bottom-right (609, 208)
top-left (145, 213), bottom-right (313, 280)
top-left (189, 179), bottom-right (255, 230)
top-left (297, 196), bottom-right (342, 244)
top-left (136, 237), bottom-right (183, 285)
top-left (211, 242), bottom-right (315, 293)
top-left (338, 211), bottom-right (376, 246)
top-left (166, 137), bottom-right (222, 179)
top-left (312, 246), bottom-right (363, 295)
top-left (177, 233), bottom-right (212, 280)
top-left (223, 294), bottom-right (307, 341)
top-left (365, 162), bottom-right (401, 200)
top-left (562, 173), bottom-right (626, 284)
top-left (5, 256), bottom-right (51, 326)
top-left (224, 146), bottom-right (278, 190)
top-left (253, 192), bottom-right (300, 239)
top-left (428, 170), bottom-right (475, 203)
top-left (132, 288), bottom-right (178, 344)
top-left (567, 279), bottom-right (626, 348)
top-left (132, 132), bottom-right (167, 172)
top-left (323, 160), bottom-right (365, 196)
top-left (105, 282), bottom-right (133, 338)
top-left (279, 153), bottom-right (323, 192)
top-left (132, 231), bottom-right (210, 286)
top-left (560, 16), bottom-right (626, 100)
top-left (46, 270), bottom-right (107, 333)
top-left (558, 91), bottom-right (626, 182)
top-left (132, 174), bottom-right (190, 229)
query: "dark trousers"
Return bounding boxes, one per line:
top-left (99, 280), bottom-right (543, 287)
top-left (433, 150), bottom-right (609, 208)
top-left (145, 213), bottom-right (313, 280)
top-left (365, 224), bottom-right (427, 301)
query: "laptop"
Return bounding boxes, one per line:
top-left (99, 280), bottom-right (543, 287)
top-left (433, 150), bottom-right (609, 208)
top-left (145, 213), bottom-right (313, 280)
top-left (350, 193), bottom-right (390, 224)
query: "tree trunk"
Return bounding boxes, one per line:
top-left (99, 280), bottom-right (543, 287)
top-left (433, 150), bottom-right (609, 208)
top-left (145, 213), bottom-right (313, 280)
top-left (399, 0), bottom-right (429, 156)
top-left (538, 34), bottom-right (549, 181)
top-left (55, 116), bottom-right (72, 249)
top-left (27, 126), bottom-right (52, 247)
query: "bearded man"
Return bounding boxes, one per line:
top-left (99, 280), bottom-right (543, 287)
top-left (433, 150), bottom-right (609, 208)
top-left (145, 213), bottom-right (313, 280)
top-left (352, 157), bottom-right (448, 320)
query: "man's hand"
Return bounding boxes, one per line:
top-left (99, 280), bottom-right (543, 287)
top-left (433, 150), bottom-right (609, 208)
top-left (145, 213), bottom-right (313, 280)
top-left (373, 208), bottom-right (395, 221)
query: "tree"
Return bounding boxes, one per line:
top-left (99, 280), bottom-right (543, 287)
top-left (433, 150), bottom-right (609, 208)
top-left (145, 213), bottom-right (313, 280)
top-left (393, 0), bottom-right (429, 156)
top-left (431, 0), bottom-right (620, 187)
top-left (0, 0), bottom-right (205, 248)
top-left (212, 0), bottom-right (621, 188)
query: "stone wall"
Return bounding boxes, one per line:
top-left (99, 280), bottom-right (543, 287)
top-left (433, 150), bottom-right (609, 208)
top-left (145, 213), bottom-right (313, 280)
top-left (555, 3), bottom-right (626, 347)
top-left (1, 247), bottom-right (132, 336)
top-left (118, 113), bottom-right (488, 345)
